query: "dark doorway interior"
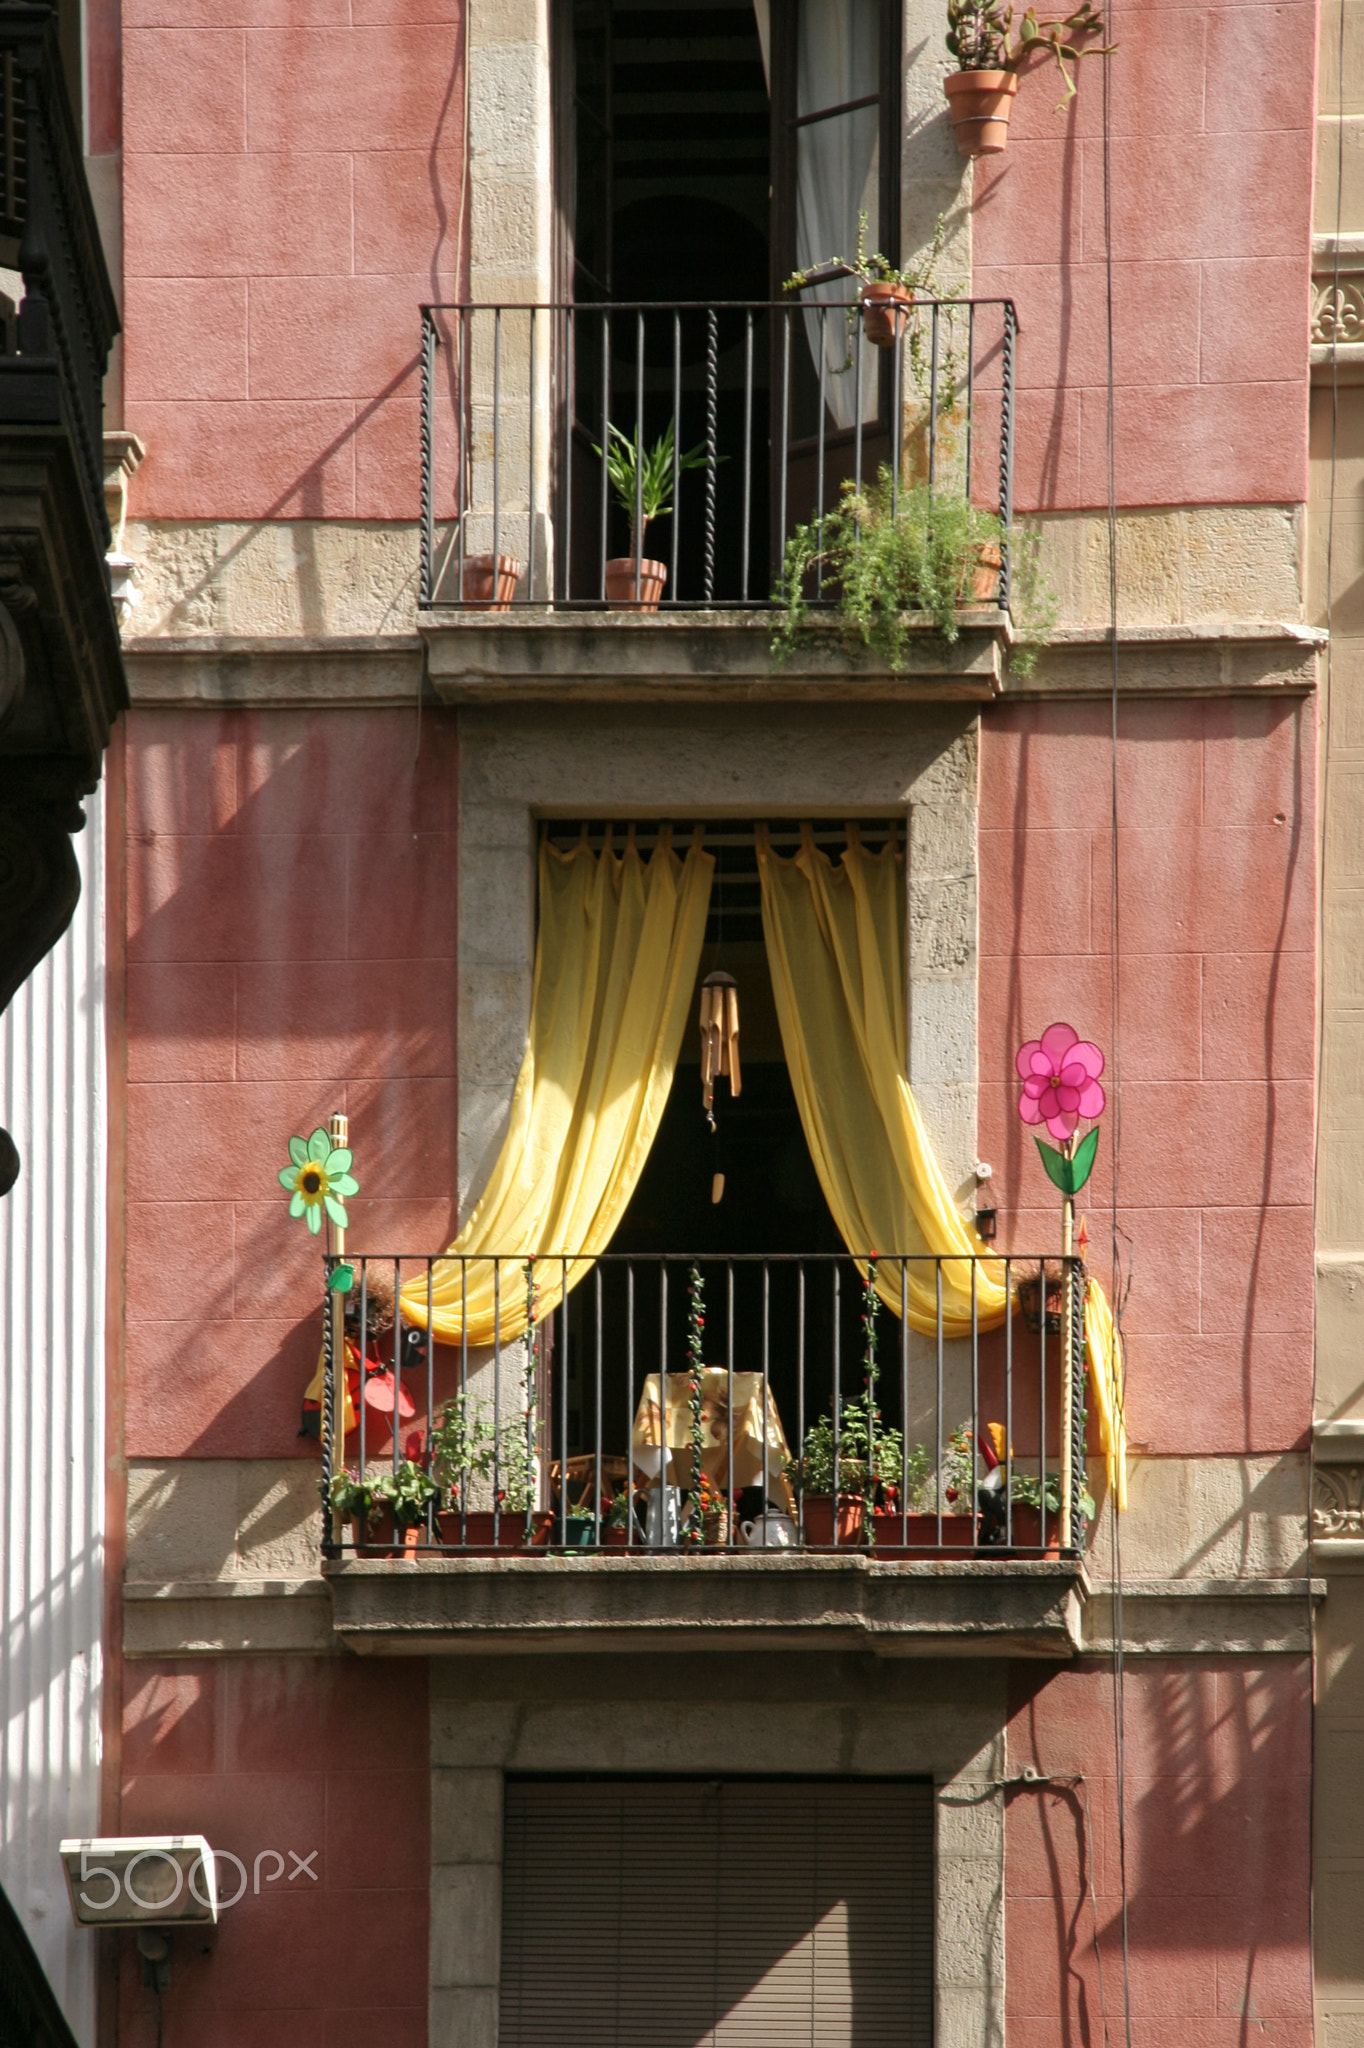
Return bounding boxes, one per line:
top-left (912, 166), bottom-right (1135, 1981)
top-left (561, 0), bottom-right (773, 599)
top-left (550, 820), bottom-right (906, 1482)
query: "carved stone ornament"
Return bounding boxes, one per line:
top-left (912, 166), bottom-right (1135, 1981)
top-left (1312, 1462), bottom-right (1364, 1539)
top-left (1312, 276), bottom-right (1364, 348)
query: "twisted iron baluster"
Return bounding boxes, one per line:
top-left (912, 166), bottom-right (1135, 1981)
top-left (999, 302), bottom-right (1016, 612)
top-left (420, 309), bottom-right (435, 607)
top-left (320, 1258), bottom-right (336, 1558)
top-left (703, 309), bottom-right (717, 604)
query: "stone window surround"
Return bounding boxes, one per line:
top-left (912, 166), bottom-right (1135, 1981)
top-left (455, 701), bottom-right (981, 1223)
top-left (428, 1664), bottom-right (1007, 2048)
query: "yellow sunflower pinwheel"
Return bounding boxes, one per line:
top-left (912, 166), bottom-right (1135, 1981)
top-left (278, 1127), bottom-right (359, 1236)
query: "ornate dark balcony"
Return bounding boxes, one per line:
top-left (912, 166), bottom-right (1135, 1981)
top-left (0, 3), bottom-right (123, 1123)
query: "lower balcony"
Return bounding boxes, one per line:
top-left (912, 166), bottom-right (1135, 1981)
top-left (320, 1249), bottom-right (1092, 1657)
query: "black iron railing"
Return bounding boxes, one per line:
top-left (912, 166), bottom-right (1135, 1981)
top-left (418, 298), bottom-right (1018, 612)
top-left (318, 1251), bottom-right (1089, 1560)
top-left (0, 5), bottom-right (119, 551)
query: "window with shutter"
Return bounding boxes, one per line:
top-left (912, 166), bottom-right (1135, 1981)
top-left (500, 1777), bottom-right (935, 2048)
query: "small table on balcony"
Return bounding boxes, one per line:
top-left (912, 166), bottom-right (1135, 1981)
top-left (631, 1369), bottom-right (795, 1512)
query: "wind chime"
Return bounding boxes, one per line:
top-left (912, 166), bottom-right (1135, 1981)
top-left (699, 968), bottom-right (740, 1202)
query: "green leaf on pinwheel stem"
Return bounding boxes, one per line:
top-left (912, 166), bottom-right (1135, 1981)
top-left (1034, 1128), bottom-right (1100, 1196)
top-left (328, 1263), bottom-right (354, 1293)
top-left (1068, 1126), bottom-right (1100, 1192)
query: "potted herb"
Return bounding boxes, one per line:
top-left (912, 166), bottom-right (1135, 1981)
top-left (944, 0), bottom-right (1112, 157)
top-left (431, 1393), bottom-right (541, 1548)
top-left (773, 469), bottom-right (1006, 672)
top-left (788, 1391), bottom-right (904, 1545)
top-left (604, 1489), bottom-right (634, 1546)
top-left (591, 418), bottom-right (708, 610)
top-left (328, 1467), bottom-right (383, 1552)
top-left (372, 1459), bottom-right (440, 1555)
top-left (783, 211), bottom-right (955, 351)
top-left (1006, 1469), bottom-right (1096, 1548)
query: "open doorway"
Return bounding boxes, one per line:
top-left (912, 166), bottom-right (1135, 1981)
top-left (545, 819), bottom-right (905, 1489)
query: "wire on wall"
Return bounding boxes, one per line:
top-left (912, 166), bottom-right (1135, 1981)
top-left (1101, 12), bottom-right (1136, 2046)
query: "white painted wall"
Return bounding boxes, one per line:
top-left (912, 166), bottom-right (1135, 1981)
top-left (0, 787), bottom-right (107, 2045)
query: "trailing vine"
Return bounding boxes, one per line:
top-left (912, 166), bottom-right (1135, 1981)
top-left (685, 1264), bottom-right (707, 1546)
top-left (862, 1258), bottom-right (880, 1543)
top-left (523, 1257), bottom-right (539, 1534)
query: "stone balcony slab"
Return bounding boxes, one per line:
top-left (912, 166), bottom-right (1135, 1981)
top-left (324, 1551), bottom-right (1088, 1658)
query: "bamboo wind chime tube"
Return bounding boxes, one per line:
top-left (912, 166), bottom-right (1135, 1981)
top-left (329, 1109), bottom-right (348, 1547)
top-left (699, 971), bottom-right (741, 1200)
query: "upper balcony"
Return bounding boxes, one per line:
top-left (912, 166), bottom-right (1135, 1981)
top-left (321, 1247), bottom-right (1091, 1658)
top-left (416, 295), bottom-right (1020, 705)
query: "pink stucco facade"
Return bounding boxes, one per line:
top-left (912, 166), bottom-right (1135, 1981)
top-left (99, 0), bottom-right (1321, 2036)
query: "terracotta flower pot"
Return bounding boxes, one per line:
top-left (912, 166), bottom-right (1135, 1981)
top-left (1004, 1505), bottom-right (1061, 1552)
top-left (604, 557), bottom-right (667, 611)
top-left (352, 1507), bottom-right (400, 1558)
top-left (860, 280), bottom-right (914, 348)
top-left (461, 551), bottom-right (521, 610)
top-left (802, 1495), bottom-right (866, 1545)
top-left (943, 69), bottom-right (1019, 157)
top-left (604, 1527), bottom-right (628, 1547)
top-left (1018, 1272), bottom-right (1065, 1336)
top-left (968, 542), bottom-right (1002, 603)
top-left (870, 1510), bottom-right (978, 1556)
top-left (435, 1508), bottom-right (531, 1549)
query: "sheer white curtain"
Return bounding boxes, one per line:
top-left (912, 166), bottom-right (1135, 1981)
top-left (795, 0), bottom-right (881, 430)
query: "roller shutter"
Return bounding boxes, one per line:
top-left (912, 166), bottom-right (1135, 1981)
top-left (500, 1777), bottom-right (935, 2048)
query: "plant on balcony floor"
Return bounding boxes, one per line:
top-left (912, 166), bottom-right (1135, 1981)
top-left (944, 0), bottom-right (1113, 156)
top-left (431, 1390), bottom-right (498, 1506)
top-left (773, 470), bottom-right (1055, 678)
top-left (373, 1458), bottom-right (440, 1531)
top-left (591, 418), bottom-right (711, 608)
top-left (327, 1467), bottom-right (379, 1530)
top-left (773, 471), bottom-right (996, 667)
top-left (787, 1262), bottom-right (904, 1543)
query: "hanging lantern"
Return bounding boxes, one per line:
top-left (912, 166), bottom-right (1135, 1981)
top-left (699, 969), bottom-right (741, 1122)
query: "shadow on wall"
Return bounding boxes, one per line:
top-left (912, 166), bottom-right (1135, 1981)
top-left (984, 694), bottom-right (1314, 1458)
top-left (126, 709), bottom-right (462, 1461)
top-left (1008, 1658), bottom-right (1311, 2036)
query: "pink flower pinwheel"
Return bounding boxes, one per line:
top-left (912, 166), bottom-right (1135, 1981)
top-left (1015, 1022), bottom-right (1106, 1142)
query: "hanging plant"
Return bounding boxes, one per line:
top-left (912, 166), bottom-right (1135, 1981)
top-left (943, 0), bottom-right (1114, 157)
top-left (277, 1126), bottom-right (359, 1236)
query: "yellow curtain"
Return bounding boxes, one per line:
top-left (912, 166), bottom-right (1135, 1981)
top-left (756, 821), bottom-right (1126, 1502)
top-left (400, 826), bottom-right (713, 1346)
top-left (756, 822), bottom-right (1006, 1335)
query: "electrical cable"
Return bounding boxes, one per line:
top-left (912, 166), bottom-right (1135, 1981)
top-left (992, 1767), bottom-right (1113, 2048)
top-left (1100, 14), bottom-right (1135, 2048)
top-left (1306, 0), bottom-right (1346, 1998)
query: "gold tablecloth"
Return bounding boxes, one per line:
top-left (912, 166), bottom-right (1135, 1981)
top-left (631, 1369), bottom-right (794, 1510)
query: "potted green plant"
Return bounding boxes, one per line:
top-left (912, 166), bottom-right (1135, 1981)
top-left (432, 1392), bottom-right (537, 1548)
top-left (328, 1467), bottom-right (383, 1552)
top-left (788, 1392), bottom-right (905, 1545)
top-left (372, 1459), bottom-right (440, 1555)
top-left (783, 211), bottom-right (955, 351)
top-left (591, 417), bottom-right (708, 610)
top-left (461, 551), bottom-right (522, 609)
top-left (773, 469), bottom-right (1007, 672)
top-left (944, 0), bottom-right (1112, 157)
